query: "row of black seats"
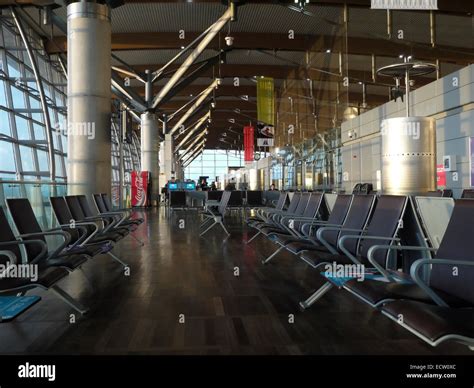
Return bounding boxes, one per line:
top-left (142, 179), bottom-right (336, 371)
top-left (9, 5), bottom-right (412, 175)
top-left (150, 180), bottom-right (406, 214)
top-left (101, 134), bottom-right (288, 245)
top-left (170, 190), bottom-right (265, 209)
top-left (0, 193), bottom-right (144, 315)
top-left (197, 190), bottom-right (284, 237)
top-left (245, 192), bottom-right (474, 350)
top-left (425, 189), bottom-right (474, 198)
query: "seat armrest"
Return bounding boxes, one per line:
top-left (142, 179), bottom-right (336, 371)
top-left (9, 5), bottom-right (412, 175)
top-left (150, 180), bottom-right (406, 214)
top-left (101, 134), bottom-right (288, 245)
top-left (367, 244), bottom-right (436, 281)
top-left (338, 234), bottom-right (401, 266)
top-left (315, 227), bottom-right (365, 255)
top-left (18, 231), bottom-right (71, 260)
top-left (0, 239), bottom-right (48, 265)
top-left (410, 258), bottom-right (474, 307)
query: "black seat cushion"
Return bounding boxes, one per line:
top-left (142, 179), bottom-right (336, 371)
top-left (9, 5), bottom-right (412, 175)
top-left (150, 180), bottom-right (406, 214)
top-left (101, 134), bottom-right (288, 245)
top-left (345, 279), bottom-right (471, 307)
top-left (429, 199), bottom-right (474, 306)
top-left (299, 250), bottom-right (354, 267)
top-left (286, 240), bottom-right (325, 254)
top-left (46, 254), bottom-right (88, 270)
top-left (255, 221), bottom-right (278, 230)
top-left (260, 226), bottom-right (288, 235)
top-left (268, 233), bottom-right (306, 246)
top-left (66, 241), bottom-right (113, 256)
top-left (91, 232), bottom-right (123, 243)
top-left (382, 300), bottom-right (474, 343)
top-left (0, 267), bottom-right (69, 291)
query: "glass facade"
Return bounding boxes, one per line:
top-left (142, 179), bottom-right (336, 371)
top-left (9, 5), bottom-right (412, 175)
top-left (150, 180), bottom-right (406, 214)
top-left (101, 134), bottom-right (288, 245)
top-left (0, 17), bottom-right (67, 182)
top-left (183, 149), bottom-right (243, 182)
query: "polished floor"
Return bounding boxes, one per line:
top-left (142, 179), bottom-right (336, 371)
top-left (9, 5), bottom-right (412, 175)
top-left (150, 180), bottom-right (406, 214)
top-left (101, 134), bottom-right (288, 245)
top-left (0, 208), bottom-right (471, 355)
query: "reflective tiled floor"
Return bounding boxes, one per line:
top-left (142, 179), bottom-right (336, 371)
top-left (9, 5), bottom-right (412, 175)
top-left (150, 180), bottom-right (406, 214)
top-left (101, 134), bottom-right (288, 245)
top-left (0, 208), bottom-right (471, 355)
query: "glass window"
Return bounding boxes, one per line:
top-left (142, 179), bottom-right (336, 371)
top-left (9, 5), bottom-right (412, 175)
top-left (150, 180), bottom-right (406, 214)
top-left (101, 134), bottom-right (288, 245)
top-left (31, 112), bottom-right (43, 123)
top-left (29, 96), bottom-right (41, 109)
top-left (15, 115), bottom-right (30, 140)
top-left (0, 110), bottom-right (11, 136)
top-left (19, 145), bottom-right (34, 171)
top-left (55, 154), bottom-right (64, 177)
top-left (37, 149), bottom-right (48, 171)
top-left (0, 80), bottom-right (7, 107)
top-left (3, 27), bottom-right (16, 47)
top-left (6, 56), bottom-right (21, 78)
top-left (0, 141), bottom-right (15, 172)
top-left (33, 123), bottom-right (45, 140)
top-left (11, 86), bottom-right (26, 109)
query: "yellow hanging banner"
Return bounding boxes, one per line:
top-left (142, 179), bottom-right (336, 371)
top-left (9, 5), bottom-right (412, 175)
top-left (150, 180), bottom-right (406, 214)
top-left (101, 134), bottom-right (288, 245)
top-left (257, 77), bottom-right (275, 126)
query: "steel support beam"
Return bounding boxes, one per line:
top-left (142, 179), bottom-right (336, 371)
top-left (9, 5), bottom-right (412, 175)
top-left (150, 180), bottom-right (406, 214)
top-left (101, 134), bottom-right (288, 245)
top-left (182, 138), bottom-right (206, 162)
top-left (169, 79), bottom-right (219, 135)
top-left (151, 4), bottom-right (234, 109)
top-left (182, 143), bottom-right (206, 168)
top-left (154, 52), bottom-right (224, 109)
top-left (175, 111), bottom-right (210, 152)
top-left (178, 128), bottom-right (208, 161)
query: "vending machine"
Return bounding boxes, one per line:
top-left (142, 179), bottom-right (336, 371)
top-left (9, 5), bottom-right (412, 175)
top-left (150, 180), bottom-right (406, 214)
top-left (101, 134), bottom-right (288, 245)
top-left (131, 171), bottom-right (151, 207)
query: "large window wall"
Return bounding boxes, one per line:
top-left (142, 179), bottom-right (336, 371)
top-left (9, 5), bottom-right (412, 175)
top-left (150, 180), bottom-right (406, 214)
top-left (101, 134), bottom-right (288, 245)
top-left (111, 113), bottom-right (141, 204)
top-left (183, 149), bottom-right (243, 182)
top-left (0, 15), bottom-right (67, 183)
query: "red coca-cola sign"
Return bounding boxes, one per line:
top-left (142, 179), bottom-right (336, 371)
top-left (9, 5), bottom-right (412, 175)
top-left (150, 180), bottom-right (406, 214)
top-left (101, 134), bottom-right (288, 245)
top-left (131, 171), bottom-right (150, 207)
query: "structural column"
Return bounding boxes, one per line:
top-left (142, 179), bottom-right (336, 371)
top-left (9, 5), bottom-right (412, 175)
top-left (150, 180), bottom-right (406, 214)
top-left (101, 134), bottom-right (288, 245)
top-left (67, 2), bottom-right (111, 197)
top-left (164, 134), bottom-right (175, 181)
top-left (140, 112), bottom-right (160, 205)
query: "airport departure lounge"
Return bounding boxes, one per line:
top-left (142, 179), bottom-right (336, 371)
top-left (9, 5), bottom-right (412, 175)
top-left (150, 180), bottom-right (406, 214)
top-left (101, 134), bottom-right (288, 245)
top-left (0, 0), bottom-right (473, 385)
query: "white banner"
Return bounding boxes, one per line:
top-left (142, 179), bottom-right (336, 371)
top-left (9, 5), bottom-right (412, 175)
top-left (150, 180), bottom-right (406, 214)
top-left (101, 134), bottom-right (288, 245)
top-left (257, 138), bottom-right (274, 147)
top-left (371, 0), bottom-right (437, 9)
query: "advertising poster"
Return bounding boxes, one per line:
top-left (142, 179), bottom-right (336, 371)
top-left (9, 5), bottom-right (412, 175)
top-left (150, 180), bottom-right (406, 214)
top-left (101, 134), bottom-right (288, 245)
top-left (256, 77), bottom-right (275, 147)
top-left (437, 164), bottom-right (446, 188)
top-left (243, 126), bottom-right (255, 162)
top-left (131, 171), bottom-right (149, 207)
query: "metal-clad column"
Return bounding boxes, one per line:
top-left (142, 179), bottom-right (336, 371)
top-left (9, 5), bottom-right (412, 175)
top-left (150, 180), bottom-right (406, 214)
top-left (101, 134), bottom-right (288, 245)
top-left (67, 2), bottom-right (111, 197)
top-left (140, 69), bottom-right (160, 205)
top-left (140, 112), bottom-right (160, 205)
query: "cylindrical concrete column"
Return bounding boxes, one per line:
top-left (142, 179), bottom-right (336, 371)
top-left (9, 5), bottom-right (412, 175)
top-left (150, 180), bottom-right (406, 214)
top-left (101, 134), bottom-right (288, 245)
top-left (141, 112), bottom-right (160, 205)
top-left (381, 117), bottom-right (436, 195)
top-left (67, 2), bottom-right (111, 197)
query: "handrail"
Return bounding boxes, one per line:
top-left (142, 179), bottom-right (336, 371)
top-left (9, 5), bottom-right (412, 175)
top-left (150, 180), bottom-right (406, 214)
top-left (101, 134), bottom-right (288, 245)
top-left (0, 180), bottom-right (67, 185)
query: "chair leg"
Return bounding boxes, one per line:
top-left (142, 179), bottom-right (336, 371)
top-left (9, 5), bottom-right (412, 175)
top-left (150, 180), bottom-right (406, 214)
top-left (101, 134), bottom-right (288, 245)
top-left (200, 220), bottom-right (218, 237)
top-left (200, 217), bottom-right (213, 229)
top-left (129, 233), bottom-right (145, 246)
top-left (50, 285), bottom-right (89, 315)
top-left (107, 251), bottom-right (129, 268)
top-left (246, 231), bottom-right (261, 244)
top-left (219, 221), bottom-right (230, 236)
top-left (299, 281), bottom-right (333, 310)
top-left (262, 245), bottom-right (285, 265)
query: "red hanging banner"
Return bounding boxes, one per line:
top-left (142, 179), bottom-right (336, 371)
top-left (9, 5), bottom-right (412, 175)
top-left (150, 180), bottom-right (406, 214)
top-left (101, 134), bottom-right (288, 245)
top-left (244, 126), bottom-right (255, 162)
